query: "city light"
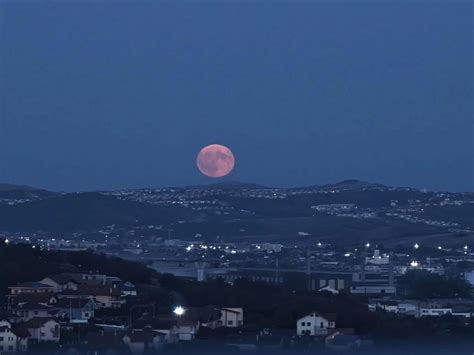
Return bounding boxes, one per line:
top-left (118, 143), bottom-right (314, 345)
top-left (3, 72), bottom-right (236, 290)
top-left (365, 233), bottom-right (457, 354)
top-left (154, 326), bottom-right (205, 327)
top-left (365, 243), bottom-right (370, 248)
top-left (173, 306), bottom-right (185, 316)
top-left (410, 260), bottom-right (419, 267)
top-left (414, 243), bottom-right (419, 249)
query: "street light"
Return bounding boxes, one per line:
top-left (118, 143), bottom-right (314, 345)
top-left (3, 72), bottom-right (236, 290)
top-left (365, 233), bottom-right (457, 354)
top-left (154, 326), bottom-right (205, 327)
top-left (173, 306), bottom-right (185, 317)
top-left (414, 243), bottom-right (419, 249)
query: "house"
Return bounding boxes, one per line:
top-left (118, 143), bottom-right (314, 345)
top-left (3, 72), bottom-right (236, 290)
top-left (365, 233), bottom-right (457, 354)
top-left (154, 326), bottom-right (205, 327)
top-left (0, 320), bottom-right (29, 352)
top-left (57, 285), bottom-right (125, 309)
top-left (11, 293), bottom-right (57, 307)
top-left (451, 307), bottom-right (473, 318)
top-left (55, 298), bottom-right (95, 322)
top-left (0, 322), bottom-right (18, 353)
top-left (297, 312), bottom-right (336, 336)
top-left (132, 315), bottom-right (199, 342)
top-left (118, 281), bottom-right (137, 296)
top-left (123, 330), bottom-right (167, 354)
top-left (131, 317), bottom-right (179, 343)
top-left (187, 307), bottom-right (222, 329)
top-left (219, 308), bottom-right (243, 328)
top-left (8, 282), bottom-right (55, 295)
top-left (75, 272), bottom-right (108, 285)
top-left (22, 317), bottom-right (60, 343)
top-left (40, 275), bottom-right (79, 292)
top-left (11, 303), bottom-right (55, 322)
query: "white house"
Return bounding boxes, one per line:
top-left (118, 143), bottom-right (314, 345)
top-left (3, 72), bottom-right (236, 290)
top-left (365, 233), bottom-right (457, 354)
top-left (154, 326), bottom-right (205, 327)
top-left (219, 308), bottom-right (243, 328)
top-left (23, 318), bottom-right (60, 343)
top-left (297, 312), bottom-right (336, 336)
top-left (0, 323), bottom-right (17, 353)
top-left (0, 321), bottom-right (29, 352)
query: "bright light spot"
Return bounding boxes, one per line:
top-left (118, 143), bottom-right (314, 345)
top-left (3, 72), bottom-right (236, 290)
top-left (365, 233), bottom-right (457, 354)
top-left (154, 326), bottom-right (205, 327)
top-left (414, 243), bottom-right (419, 249)
top-left (173, 306), bottom-right (185, 316)
top-left (464, 245), bottom-right (468, 250)
top-left (317, 242), bottom-right (322, 247)
top-left (365, 243), bottom-right (370, 248)
top-left (4, 239), bottom-right (9, 244)
top-left (185, 246), bottom-right (192, 252)
top-left (437, 246), bottom-right (442, 250)
top-left (410, 260), bottom-right (419, 267)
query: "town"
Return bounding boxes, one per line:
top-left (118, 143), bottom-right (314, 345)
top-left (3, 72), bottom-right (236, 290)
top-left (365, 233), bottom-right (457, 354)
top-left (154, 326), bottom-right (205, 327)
top-left (0, 234), bottom-right (473, 354)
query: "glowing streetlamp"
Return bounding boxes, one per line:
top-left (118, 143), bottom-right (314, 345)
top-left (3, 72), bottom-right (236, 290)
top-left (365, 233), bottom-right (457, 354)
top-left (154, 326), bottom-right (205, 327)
top-left (173, 306), bottom-right (185, 317)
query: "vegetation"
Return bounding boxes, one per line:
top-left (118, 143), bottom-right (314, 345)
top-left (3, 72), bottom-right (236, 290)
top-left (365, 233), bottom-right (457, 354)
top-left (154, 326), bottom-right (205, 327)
top-left (398, 270), bottom-right (472, 299)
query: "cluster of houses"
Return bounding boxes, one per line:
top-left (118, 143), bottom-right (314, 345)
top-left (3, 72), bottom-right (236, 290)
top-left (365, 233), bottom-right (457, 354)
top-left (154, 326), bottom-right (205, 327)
top-left (0, 271), bottom-right (247, 353)
top-left (368, 298), bottom-right (474, 318)
top-left (0, 272), bottom-right (136, 353)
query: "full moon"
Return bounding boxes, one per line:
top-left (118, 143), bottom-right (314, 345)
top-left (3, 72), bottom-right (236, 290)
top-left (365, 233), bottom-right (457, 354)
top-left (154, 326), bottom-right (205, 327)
top-left (196, 144), bottom-right (235, 178)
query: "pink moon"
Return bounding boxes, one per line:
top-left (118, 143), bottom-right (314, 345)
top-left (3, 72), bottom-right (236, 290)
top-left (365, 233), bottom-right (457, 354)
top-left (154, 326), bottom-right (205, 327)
top-left (196, 144), bottom-right (235, 178)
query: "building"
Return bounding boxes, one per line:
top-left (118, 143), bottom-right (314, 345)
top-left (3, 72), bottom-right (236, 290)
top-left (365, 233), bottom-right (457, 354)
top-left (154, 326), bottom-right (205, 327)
top-left (8, 282), bottom-right (55, 295)
top-left (22, 318), bottom-right (60, 343)
top-left (39, 275), bottom-right (79, 292)
top-left (11, 303), bottom-right (54, 322)
top-left (350, 284), bottom-right (396, 295)
top-left (55, 298), bottom-right (95, 322)
top-left (219, 308), bottom-right (243, 328)
top-left (0, 322), bottom-right (18, 353)
top-left (297, 312), bottom-right (336, 336)
top-left (57, 285), bottom-right (125, 309)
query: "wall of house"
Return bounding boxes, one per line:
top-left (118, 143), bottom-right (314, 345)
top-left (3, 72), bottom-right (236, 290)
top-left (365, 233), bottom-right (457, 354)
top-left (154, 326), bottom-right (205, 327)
top-left (220, 308), bottom-right (243, 327)
top-left (0, 328), bottom-right (17, 353)
top-left (28, 321), bottom-right (60, 342)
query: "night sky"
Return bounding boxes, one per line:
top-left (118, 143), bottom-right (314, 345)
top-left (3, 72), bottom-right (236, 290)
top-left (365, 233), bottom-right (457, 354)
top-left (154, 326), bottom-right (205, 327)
top-left (1, 1), bottom-right (472, 191)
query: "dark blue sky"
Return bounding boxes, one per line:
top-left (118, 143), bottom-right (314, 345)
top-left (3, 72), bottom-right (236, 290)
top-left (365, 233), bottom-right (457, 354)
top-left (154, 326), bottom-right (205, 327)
top-left (1, 1), bottom-right (472, 191)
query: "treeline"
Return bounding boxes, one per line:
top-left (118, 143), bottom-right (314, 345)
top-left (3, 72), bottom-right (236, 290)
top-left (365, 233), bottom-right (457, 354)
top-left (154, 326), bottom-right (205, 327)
top-left (398, 270), bottom-right (472, 299)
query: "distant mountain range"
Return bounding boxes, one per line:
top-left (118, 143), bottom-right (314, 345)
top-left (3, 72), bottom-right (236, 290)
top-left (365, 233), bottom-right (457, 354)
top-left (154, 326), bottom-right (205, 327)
top-left (0, 180), bottom-right (472, 247)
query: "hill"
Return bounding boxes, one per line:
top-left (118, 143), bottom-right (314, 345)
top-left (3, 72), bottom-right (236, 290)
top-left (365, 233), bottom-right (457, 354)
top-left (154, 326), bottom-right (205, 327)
top-left (0, 180), bottom-right (471, 246)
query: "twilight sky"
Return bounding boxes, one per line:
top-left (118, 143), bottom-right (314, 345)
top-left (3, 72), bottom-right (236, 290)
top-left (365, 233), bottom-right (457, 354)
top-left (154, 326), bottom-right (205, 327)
top-left (0, 1), bottom-right (472, 192)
